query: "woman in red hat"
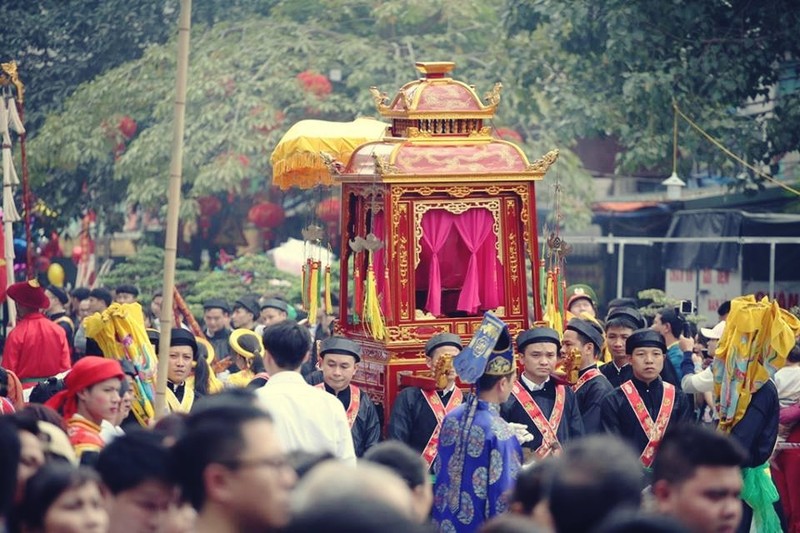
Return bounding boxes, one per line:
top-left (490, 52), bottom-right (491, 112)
top-left (46, 357), bottom-right (124, 466)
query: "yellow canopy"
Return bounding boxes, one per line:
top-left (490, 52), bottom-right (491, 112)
top-left (270, 117), bottom-right (388, 189)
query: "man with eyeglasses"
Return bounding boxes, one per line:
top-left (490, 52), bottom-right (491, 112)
top-left (170, 403), bottom-right (297, 533)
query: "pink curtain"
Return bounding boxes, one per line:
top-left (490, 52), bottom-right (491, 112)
top-left (454, 208), bottom-right (494, 314)
top-left (372, 210), bottom-right (388, 314)
top-left (479, 230), bottom-right (503, 310)
top-left (421, 210), bottom-right (455, 316)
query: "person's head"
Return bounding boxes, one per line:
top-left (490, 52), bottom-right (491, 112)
top-left (319, 337), bottom-right (361, 394)
top-left (284, 496), bottom-right (427, 533)
top-left (69, 287), bottom-right (90, 315)
top-left (0, 417), bottom-right (20, 521)
top-left (566, 284), bottom-right (597, 318)
top-left (231, 295), bottom-right (260, 329)
top-left (627, 329), bottom-right (667, 384)
top-left (228, 329), bottom-right (265, 374)
top-left (202, 299), bottom-right (230, 335)
top-left (7, 279), bottom-right (50, 317)
top-left (548, 435), bottom-right (644, 533)
top-left (19, 463), bottom-right (108, 533)
top-left (717, 300), bottom-right (731, 321)
top-left (261, 320), bottom-right (311, 372)
top-left (78, 299), bottom-right (92, 320)
top-left (45, 357), bottom-right (123, 426)
top-left (509, 458), bottom-right (558, 526)
top-left (652, 308), bottom-right (685, 342)
top-left (170, 404), bottom-right (296, 530)
top-left (592, 510), bottom-right (690, 533)
top-left (167, 329), bottom-right (198, 385)
top-left (788, 341), bottom-right (800, 365)
top-left (651, 424), bottom-right (746, 533)
top-left (424, 333), bottom-right (462, 389)
top-left (363, 441), bottom-right (432, 523)
top-left (606, 298), bottom-right (638, 318)
top-left (97, 430), bottom-right (174, 533)
top-left (88, 288), bottom-right (113, 312)
top-left (114, 285), bottom-right (139, 304)
top-left (149, 291), bottom-right (163, 318)
top-left (480, 513), bottom-right (549, 533)
top-left (605, 307), bottom-right (645, 365)
top-left (700, 321), bottom-right (726, 358)
top-left (260, 298), bottom-right (289, 326)
top-left (10, 414), bottom-right (45, 505)
top-left (517, 327), bottom-right (561, 384)
top-left (292, 461), bottom-right (416, 523)
top-left (45, 285), bottom-right (69, 313)
top-left (562, 318), bottom-right (604, 366)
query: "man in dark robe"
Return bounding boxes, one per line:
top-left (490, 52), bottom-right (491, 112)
top-left (315, 336), bottom-right (380, 457)
top-left (388, 332), bottom-right (466, 470)
top-left (501, 327), bottom-right (584, 461)
top-left (600, 329), bottom-right (693, 468)
top-left (561, 318), bottom-right (613, 434)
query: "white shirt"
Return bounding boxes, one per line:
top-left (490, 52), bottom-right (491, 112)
top-left (521, 374), bottom-right (549, 392)
top-left (256, 371), bottom-right (356, 465)
top-left (775, 366), bottom-right (800, 408)
top-left (681, 366), bottom-right (713, 394)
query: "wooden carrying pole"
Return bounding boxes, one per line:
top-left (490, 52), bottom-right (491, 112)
top-left (155, 0), bottom-right (192, 418)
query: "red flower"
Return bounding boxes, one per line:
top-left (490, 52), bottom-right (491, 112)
top-left (248, 201), bottom-right (285, 229)
top-left (118, 116), bottom-right (137, 139)
top-left (297, 70), bottom-right (332, 98)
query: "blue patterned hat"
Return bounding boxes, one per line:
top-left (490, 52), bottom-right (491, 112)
top-left (453, 312), bottom-right (514, 384)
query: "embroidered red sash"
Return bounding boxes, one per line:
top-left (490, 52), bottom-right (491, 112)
top-left (620, 380), bottom-right (675, 467)
top-left (512, 381), bottom-right (565, 458)
top-left (316, 383), bottom-right (361, 429)
top-left (573, 368), bottom-right (602, 392)
top-left (420, 387), bottom-right (464, 468)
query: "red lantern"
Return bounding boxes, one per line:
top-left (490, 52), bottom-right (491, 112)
top-left (197, 196), bottom-right (222, 218)
top-left (118, 115), bottom-right (137, 139)
top-left (248, 201), bottom-right (285, 230)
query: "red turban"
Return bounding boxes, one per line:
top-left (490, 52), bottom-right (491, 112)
top-left (45, 357), bottom-right (124, 419)
top-left (7, 279), bottom-right (49, 309)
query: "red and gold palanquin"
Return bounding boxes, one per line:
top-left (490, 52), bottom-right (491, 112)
top-left (333, 62), bottom-right (558, 425)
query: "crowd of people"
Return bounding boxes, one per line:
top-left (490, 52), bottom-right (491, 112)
top-left (0, 278), bottom-right (799, 533)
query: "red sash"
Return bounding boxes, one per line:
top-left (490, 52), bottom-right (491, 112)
top-left (512, 381), bottom-right (565, 458)
top-left (620, 380), bottom-right (675, 467)
top-left (420, 387), bottom-right (464, 468)
top-left (316, 383), bottom-right (361, 429)
top-left (573, 368), bottom-right (602, 392)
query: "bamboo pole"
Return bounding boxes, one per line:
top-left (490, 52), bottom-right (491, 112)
top-left (155, 0), bottom-right (192, 419)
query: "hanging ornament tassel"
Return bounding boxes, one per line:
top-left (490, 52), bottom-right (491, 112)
top-left (324, 264), bottom-right (333, 315)
top-left (308, 260), bottom-right (320, 326)
top-left (354, 253), bottom-right (364, 321)
top-left (363, 252), bottom-right (385, 340)
top-left (382, 263), bottom-right (392, 321)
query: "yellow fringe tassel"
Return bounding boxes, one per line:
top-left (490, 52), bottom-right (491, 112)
top-left (363, 254), bottom-right (385, 340)
top-left (301, 261), bottom-right (308, 309)
top-left (325, 265), bottom-right (333, 315)
top-left (308, 261), bottom-right (320, 326)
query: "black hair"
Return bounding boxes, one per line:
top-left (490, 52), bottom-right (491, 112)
top-left (788, 341), bottom-right (800, 364)
top-left (0, 417), bottom-right (20, 518)
top-left (170, 404), bottom-right (273, 510)
top-left (88, 287), bottom-right (113, 307)
top-left (97, 430), bottom-right (172, 494)
top-left (261, 320), bottom-right (311, 370)
top-left (235, 332), bottom-right (265, 373)
top-left (192, 354), bottom-right (210, 396)
top-left (573, 328), bottom-right (602, 358)
top-left (651, 423), bottom-right (746, 485)
top-left (593, 509), bottom-right (689, 533)
top-left (481, 513), bottom-right (549, 533)
top-left (658, 308), bottom-right (686, 338)
top-left (115, 284), bottom-right (139, 298)
top-left (605, 316), bottom-right (639, 333)
top-left (718, 300), bottom-right (731, 318)
top-left (10, 412), bottom-right (41, 438)
top-left (510, 458), bottom-right (558, 515)
top-left (70, 287), bottom-right (91, 301)
top-left (286, 450), bottom-right (335, 480)
top-left (363, 441), bottom-right (427, 489)
top-left (283, 496), bottom-right (426, 533)
top-left (28, 376), bottom-right (65, 404)
top-left (152, 413), bottom-right (189, 443)
top-left (18, 463), bottom-right (101, 529)
top-left (548, 436), bottom-right (644, 533)
top-left (17, 404), bottom-right (65, 431)
top-left (0, 367), bottom-right (8, 397)
top-left (477, 369), bottom-right (515, 392)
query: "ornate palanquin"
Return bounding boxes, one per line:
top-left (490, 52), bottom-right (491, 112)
top-left (332, 62), bottom-right (558, 425)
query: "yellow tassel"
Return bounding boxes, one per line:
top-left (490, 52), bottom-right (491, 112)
top-left (363, 253), bottom-right (385, 340)
top-left (325, 265), bottom-right (333, 315)
top-left (301, 261), bottom-right (307, 309)
top-left (308, 261), bottom-right (320, 327)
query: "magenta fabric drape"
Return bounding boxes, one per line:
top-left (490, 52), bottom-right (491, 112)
top-left (478, 229), bottom-right (503, 311)
top-left (372, 210), bottom-right (388, 314)
top-left (454, 208), bottom-right (494, 314)
top-left (421, 210), bottom-right (455, 316)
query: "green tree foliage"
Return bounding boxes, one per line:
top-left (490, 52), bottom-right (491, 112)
top-left (96, 245), bottom-right (200, 297)
top-left (26, 0), bottom-right (593, 230)
top-left (503, 0), bottom-right (800, 188)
